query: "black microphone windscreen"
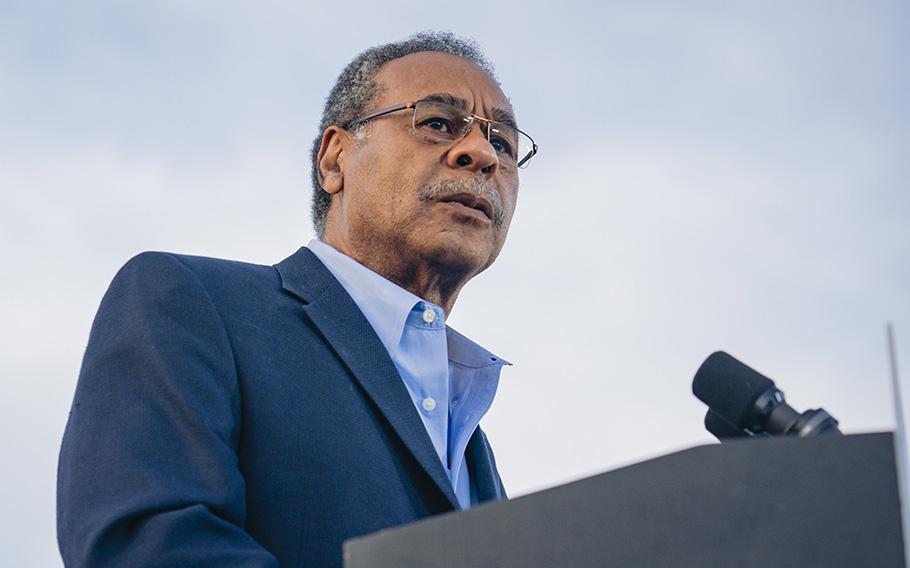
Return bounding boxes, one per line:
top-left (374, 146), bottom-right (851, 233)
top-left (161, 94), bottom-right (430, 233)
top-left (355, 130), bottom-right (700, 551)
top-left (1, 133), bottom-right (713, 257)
top-left (692, 351), bottom-right (776, 429)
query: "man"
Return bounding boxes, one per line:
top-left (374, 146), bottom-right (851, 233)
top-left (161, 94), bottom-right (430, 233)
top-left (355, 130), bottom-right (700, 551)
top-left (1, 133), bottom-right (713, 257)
top-left (57, 31), bottom-right (537, 567)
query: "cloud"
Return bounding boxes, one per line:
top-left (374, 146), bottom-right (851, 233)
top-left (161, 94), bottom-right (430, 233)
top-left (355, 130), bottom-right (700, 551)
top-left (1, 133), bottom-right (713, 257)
top-left (2, 2), bottom-right (908, 563)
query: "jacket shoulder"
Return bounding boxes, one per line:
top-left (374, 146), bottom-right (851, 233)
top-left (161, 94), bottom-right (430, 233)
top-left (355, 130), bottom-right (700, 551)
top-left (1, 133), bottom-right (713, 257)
top-left (113, 251), bottom-right (279, 295)
top-left (121, 251), bottom-right (273, 278)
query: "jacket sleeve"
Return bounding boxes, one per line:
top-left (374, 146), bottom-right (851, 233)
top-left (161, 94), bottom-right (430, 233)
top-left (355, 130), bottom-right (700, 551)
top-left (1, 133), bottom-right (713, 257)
top-left (57, 252), bottom-right (278, 567)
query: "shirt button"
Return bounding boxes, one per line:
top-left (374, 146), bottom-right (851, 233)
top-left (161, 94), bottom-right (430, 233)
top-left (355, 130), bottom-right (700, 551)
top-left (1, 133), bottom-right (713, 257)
top-left (422, 307), bottom-right (436, 323)
top-left (422, 397), bottom-right (437, 411)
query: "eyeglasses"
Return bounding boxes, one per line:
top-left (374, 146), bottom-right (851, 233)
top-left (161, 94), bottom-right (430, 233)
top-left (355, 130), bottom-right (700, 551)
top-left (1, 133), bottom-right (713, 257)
top-left (347, 98), bottom-right (539, 169)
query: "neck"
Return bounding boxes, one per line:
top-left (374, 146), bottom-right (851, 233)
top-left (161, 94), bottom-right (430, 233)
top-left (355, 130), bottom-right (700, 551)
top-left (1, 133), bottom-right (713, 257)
top-left (380, 260), bottom-right (466, 316)
top-left (321, 236), bottom-right (471, 317)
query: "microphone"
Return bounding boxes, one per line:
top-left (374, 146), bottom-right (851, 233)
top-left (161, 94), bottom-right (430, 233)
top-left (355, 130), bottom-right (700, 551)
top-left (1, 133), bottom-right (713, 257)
top-left (692, 351), bottom-right (841, 440)
top-left (703, 408), bottom-right (760, 440)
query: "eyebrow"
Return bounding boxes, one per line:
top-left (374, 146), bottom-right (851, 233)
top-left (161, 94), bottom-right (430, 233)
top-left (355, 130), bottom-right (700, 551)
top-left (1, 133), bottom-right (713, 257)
top-left (490, 107), bottom-right (519, 131)
top-left (422, 92), bottom-right (519, 130)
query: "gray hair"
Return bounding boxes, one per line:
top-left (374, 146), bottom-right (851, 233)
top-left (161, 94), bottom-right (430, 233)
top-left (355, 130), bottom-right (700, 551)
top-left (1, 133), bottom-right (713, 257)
top-left (309, 31), bottom-right (498, 237)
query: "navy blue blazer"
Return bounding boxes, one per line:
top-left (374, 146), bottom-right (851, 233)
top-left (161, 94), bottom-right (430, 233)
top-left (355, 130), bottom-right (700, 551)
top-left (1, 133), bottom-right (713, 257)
top-left (57, 247), bottom-right (506, 567)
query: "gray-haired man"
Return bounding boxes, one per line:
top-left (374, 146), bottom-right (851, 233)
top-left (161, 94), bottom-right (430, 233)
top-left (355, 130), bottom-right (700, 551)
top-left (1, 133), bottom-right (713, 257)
top-left (58, 31), bottom-right (537, 566)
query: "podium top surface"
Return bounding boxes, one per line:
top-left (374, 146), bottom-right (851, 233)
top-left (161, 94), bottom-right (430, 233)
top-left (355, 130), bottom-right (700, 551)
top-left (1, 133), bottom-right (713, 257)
top-left (345, 432), bottom-right (905, 568)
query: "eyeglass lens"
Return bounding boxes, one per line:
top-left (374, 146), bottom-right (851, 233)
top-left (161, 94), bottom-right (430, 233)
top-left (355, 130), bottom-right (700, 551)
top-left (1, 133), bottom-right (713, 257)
top-left (412, 101), bottom-right (534, 167)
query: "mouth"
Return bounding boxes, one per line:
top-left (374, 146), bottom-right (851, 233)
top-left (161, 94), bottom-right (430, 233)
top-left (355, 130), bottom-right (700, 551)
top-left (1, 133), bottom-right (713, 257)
top-left (436, 192), bottom-right (494, 221)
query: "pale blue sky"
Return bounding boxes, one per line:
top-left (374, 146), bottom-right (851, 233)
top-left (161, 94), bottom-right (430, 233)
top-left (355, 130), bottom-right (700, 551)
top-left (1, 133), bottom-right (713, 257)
top-left (2, 2), bottom-right (908, 565)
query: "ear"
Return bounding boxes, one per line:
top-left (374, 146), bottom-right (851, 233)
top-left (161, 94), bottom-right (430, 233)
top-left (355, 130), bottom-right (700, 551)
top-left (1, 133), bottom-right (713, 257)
top-left (317, 126), bottom-right (349, 195)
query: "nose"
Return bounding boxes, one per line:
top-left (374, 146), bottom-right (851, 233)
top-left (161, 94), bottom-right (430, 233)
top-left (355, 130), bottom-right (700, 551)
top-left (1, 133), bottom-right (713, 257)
top-left (446, 122), bottom-right (499, 176)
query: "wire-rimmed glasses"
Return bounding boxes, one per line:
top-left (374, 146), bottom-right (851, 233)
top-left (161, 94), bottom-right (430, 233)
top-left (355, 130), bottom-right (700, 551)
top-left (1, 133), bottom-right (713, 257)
top-left (347, 97), bottom-right (538, 169)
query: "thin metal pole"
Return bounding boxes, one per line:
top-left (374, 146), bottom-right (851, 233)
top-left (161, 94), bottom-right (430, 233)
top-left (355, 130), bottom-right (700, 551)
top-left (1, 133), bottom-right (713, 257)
top-left (887, 323), bottom-right (909, 566)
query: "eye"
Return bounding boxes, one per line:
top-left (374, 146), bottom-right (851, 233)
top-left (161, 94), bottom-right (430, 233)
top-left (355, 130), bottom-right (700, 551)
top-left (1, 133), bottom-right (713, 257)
top-left (489, 135), bottom-right (515, 158)
top-left (418, 116), bottom-right (455, 134)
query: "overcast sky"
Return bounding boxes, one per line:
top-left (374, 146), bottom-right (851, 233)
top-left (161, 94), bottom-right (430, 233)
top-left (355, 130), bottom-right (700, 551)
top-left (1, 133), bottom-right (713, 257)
top-left (2, 2), bottom-right (908, 565)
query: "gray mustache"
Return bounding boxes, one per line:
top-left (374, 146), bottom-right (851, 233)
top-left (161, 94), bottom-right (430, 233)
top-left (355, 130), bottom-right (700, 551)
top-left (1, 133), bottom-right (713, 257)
top-left (417, 177), bottom-right (505, 226)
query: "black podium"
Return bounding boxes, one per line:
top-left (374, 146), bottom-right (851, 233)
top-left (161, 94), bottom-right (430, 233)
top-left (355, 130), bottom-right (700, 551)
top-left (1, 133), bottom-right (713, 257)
top-left (344, 432), bottom-right (905, 567)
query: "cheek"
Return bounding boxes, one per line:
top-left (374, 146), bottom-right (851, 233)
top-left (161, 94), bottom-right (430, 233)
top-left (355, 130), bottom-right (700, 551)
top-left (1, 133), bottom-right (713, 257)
top-left (500, 184), bottom-right (519, 222)
top-left (352, 139), bottom-right (424, 193)
top-left (345, 166), bottom-right (420, 235)
top-left (355, 156), bottom-right (433, 217)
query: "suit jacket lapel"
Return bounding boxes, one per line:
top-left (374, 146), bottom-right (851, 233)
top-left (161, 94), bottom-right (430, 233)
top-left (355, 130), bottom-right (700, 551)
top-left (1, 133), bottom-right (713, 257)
top-left (275, 247), bottom-right (460, 509)
top-left (466, 427), bottom-right (505, 503)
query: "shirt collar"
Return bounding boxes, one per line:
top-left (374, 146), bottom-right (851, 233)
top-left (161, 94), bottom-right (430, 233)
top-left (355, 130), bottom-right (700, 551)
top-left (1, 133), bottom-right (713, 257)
top-left (307, 239), bottom-right (510, 367)
top-left (308, 239), bottom-right (417, 360)
top-left (447, 326), bottom-right (511, 368)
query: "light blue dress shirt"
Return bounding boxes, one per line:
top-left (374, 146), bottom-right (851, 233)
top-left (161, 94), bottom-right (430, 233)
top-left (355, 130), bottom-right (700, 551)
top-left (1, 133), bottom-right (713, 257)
top-left (308, 239), bottom-right (508, 509)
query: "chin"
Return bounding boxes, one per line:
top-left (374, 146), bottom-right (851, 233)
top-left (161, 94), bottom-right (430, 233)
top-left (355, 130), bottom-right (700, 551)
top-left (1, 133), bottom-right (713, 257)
top-left (422, 238), bottom-right (496, 277)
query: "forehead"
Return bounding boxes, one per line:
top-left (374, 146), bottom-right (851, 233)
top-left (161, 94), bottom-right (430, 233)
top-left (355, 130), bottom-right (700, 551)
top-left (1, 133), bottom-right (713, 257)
top-left (373, 52), bottom-right (512, 116)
